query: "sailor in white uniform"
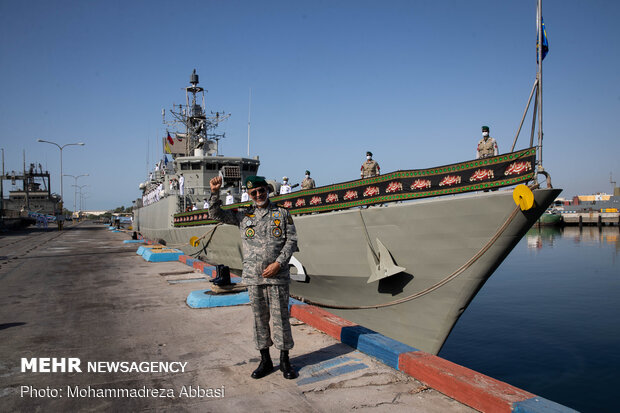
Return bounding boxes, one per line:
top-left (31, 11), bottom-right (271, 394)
top-left (279, 177), bottom-right (292, 195)
top-left (241, 186), bottom-right (249, 202)
top-left (225, 191), bottom-right (234, 205)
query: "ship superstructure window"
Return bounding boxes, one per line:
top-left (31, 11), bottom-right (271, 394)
top-left (180, 163), bottom-right (190, 170)
top-left (222, 165), bottom-right (241, 178)
top-left (242, 164), bottom-right (258, 172)
top-left (191, 163), bottom-right (201, 170)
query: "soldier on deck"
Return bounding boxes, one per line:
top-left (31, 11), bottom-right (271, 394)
top-left (209, 175), bottom-right (298, 380)
top-left (301, 170), bottom-right (316, 190)
top-left (241, 186), bottom-right (249, 202)
top-left (361, 151), bottom-right (380, 178)
top-left (476, 126), bottom-right (499, 159)
top-left (225, 190), bottom-right (234, 205)
top-left (279, 177), bottom-right (292, 195)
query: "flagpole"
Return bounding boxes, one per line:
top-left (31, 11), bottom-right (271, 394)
top-left (247, 87), bottom-right (252, 157)
top-left (537, 0), bottom-right (544, 170)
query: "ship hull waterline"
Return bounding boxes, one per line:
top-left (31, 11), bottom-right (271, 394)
top-left (134, 187), bottom-right (560, 354)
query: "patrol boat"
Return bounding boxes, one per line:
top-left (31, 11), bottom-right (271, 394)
top-left (134, 2), bottom-right (559, 354)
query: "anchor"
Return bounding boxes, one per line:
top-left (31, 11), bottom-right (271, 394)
top-left (366, 238), bottom-right (406, 283)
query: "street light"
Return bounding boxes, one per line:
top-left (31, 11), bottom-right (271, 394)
top-left (73, 184), bottom-right (89, 212)
top-left (64, 173), bottom-right (89, 213)
top-left (37, 139), bottom-right (85, 212)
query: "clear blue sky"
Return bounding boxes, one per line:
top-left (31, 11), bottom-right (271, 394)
top-left (1, 0), bottom-right (618, 210)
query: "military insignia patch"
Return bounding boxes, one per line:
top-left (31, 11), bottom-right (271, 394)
top-left (245, 228), bottom-right (255, 238)
top-left (272, 227), bottom-right (282, 238)
top-left (273, 219), bottom-right (281, 226)
top-left (271, 211), bottom-right (281, 218)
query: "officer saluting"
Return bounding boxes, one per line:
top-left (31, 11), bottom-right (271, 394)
top-left (208, 175), bottom-right (298, 380)
top-left (361, 151), bottom-right (380, 178)
top-left (476, 125), bottom-right (499, 159)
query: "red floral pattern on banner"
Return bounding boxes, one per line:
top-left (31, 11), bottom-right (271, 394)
top-left (344, 190), bottom-right (358, 200)
top-left (326, 193), bottom-right (339, 203)
top-left (364, 186), bottom-right (380, 197)
top-left (505, 161), bottom-right (532, 176)
top-left (411, 179), bottom-right (432, 190)
top-left (439, 175), bottom-right (461, 186)
top-left (469, 169), bottom-right (494, 182)
top-left (386, 181), bottom-right (403, 193)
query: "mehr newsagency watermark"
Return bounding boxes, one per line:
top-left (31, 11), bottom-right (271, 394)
top-left (19, 358), bottom-right (225, 399)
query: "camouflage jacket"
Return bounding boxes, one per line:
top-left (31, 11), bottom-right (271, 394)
top-left (209, 193), bottom-right (298, 285)
top-left (361, 160), bottom-right (380, 178)
top-left (477, 137), bottom-right (498, 158)
top-left (301, 177), bottom-right (316, 190)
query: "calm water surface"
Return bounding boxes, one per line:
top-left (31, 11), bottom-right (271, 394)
top-left (439, 226), bottom-right (620, 413)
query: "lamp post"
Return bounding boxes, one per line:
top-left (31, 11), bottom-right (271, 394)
top-left (37, 139), bottom-right (85, 212)
top-left (73, 184), bottom-right (89, 212)
top-left (64, 173), bottom-right (89, 213)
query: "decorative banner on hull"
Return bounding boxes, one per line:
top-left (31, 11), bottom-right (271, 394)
top-left (174, 148), bottom-right (536, 227)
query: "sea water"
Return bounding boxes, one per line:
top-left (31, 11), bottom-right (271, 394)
top-left (439, 226), bottom-right (620, 413)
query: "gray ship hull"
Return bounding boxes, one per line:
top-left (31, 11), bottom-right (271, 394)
top-left (134, 187), bottom-right (560, 354)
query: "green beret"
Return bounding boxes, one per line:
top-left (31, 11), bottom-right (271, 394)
top-left (244, 175), bottom-right (267, 189)
top-left (305, 170), bottom-right (310, 175)
top-left (482, 126), bottom-right (490, 132)
top-left (366, 151), bottom-right (373, 157)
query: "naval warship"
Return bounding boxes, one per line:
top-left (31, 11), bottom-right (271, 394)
top-left (134, 2), bottom-right (559, 354)
top-left (1, 160), bottom-right (61, 229)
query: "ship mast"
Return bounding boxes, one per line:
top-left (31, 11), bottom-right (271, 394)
top-left (510, 0), bottom-right (548, 183)
top-left (163, 69), bottom-right (230, 157)
top-left (536, 0), bottom-right (544, 170)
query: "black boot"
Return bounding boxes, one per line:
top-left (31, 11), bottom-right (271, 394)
top-left (213, 265), bottom-right (231, 286)
top-left (251, 348), bottom-right (273, 379)
top-left (279, 350), bottom-right (297, 379)
top-left (210, 264), bottom-right (224, 283)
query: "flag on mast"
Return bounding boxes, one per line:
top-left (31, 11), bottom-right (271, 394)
top-left (537, 17), bottom-right (549, 62)
top-left (167, 132), bottom-right (174, 145)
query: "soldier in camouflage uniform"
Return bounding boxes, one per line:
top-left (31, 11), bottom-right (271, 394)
top-left (476, 125), bottom-right (499, 159)
top-left (301, 170), bottom-right (316, 190)
top-left (209, 175), bottom-right (298, 380)
top-left (361, 151), bottom-right (380, 178)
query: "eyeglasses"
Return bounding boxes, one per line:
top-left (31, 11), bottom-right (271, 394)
top-left (249, 187), bottom-right (267, 197)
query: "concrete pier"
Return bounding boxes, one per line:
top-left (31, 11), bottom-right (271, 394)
top-left (562, 211), bottom-right (620, 226)
top-left (0, 223), bottom-right (473, 412)
top-left (0, 223), bottom-right (575, 412)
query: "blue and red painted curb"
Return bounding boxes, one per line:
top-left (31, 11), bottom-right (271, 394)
top-left (136, 246), bottom-right (576, 413)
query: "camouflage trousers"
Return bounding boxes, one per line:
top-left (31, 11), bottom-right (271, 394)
top-left (247, 284), bottom-right (294, 351)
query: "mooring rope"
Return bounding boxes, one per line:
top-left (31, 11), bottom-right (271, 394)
top-left (291, 184), bottom-right (539, 310)
top-left (190, 222), bottom-right (224, 257)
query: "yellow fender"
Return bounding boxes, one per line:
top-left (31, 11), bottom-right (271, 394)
top-left (513, 184), bottom-right (535, 211)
